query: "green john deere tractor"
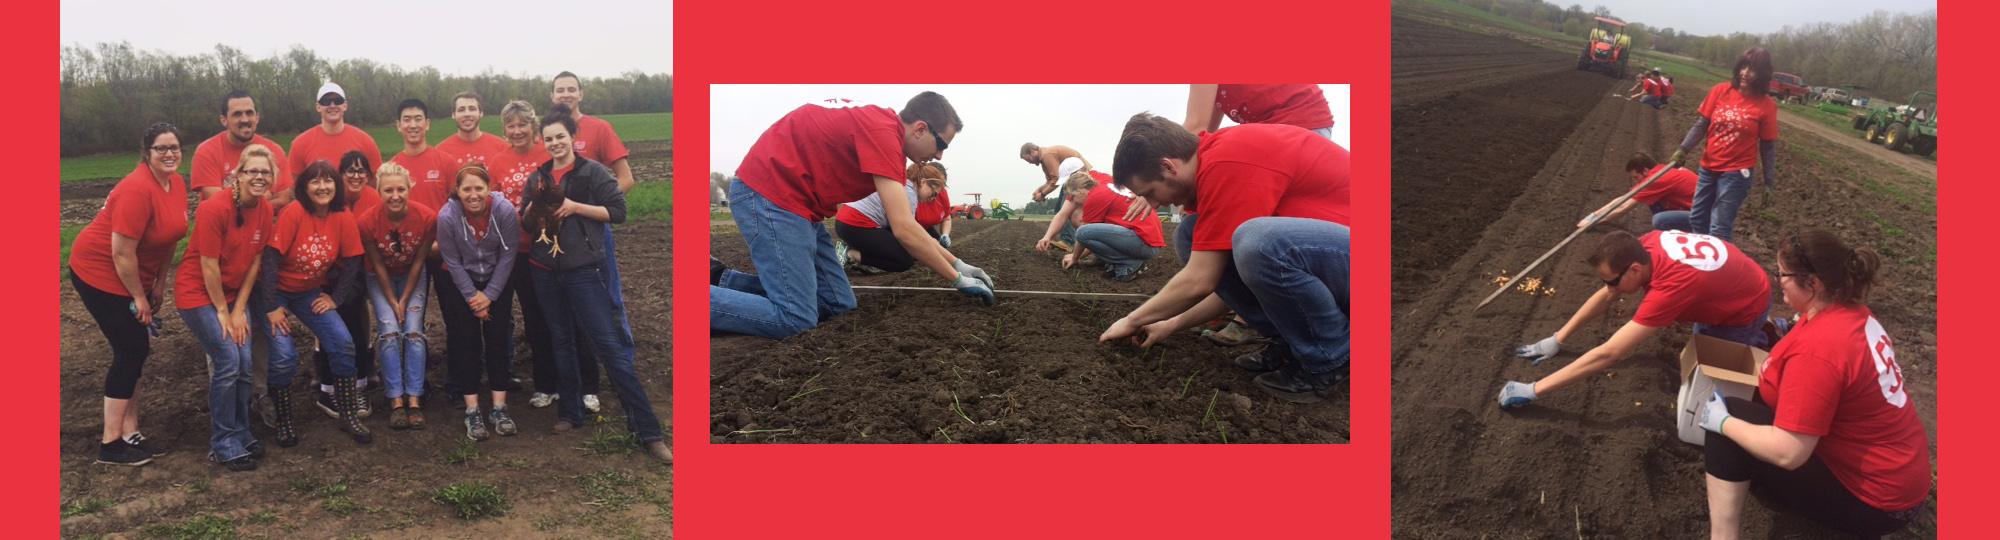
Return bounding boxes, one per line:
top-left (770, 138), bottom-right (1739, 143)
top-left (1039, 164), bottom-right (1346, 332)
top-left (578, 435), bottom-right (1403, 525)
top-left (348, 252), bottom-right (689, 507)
top-left (1852, 90), bottom-right (1937, 157)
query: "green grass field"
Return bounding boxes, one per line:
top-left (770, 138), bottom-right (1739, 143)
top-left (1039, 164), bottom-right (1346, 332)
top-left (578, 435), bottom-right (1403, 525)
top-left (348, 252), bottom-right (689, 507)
top-left (61, 112), bottom-right (671, 182)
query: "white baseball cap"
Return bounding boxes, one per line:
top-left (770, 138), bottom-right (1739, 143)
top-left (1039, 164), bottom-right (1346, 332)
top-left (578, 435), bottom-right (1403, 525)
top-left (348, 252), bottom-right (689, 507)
top-left (1057, 157), bottom-right (1087, 180)
top-left (317, 82), bottom-right (346, 100)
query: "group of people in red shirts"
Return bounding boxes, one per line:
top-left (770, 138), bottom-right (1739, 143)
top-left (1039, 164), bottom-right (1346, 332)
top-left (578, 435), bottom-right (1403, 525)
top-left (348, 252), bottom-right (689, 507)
top-left (67, 73), bottom-right (671, 472)
top-left (1624, 67), bottom-right (1676, 109)
top-left (1502, 47), bottom-right (1929, 537)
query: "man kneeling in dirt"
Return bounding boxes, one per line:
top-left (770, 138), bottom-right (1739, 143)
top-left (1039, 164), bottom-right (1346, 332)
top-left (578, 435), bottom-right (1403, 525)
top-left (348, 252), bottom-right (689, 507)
top-left (1097, 113), bottom-right (1351, 403)
top-left (1576, 151), bottom-right (1697, 233)
top-left (711, 93), bottom-right (996, 339)
top-left (1499, 230), bottom-right (1771, 409)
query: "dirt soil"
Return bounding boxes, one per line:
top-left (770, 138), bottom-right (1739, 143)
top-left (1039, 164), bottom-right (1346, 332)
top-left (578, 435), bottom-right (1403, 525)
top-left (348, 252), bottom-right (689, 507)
top-left (59, 163), bottom-right (673, 535)
top-left (710, 218), bottom-right (1349, 444)
top-left (1392, 16), bottom-right (1937, 538)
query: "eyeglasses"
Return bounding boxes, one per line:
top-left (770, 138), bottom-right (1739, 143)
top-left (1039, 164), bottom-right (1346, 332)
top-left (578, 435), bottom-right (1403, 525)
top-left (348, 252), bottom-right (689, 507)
top-left (1603, 265), bottom-right (1632, 288)
top-left (150, 145), bottom-right (181, 154)
top-left (319, 96), bottom-right (347, 106)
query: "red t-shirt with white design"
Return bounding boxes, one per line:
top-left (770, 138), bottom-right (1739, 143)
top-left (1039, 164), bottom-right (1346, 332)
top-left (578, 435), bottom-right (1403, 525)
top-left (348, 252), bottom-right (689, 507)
top-left (1759, 304), bottom-right (1931, 511)
top-left (916, 188), bottom-right (951, 228)
top-left (357, 201), bottom-right (437, 276)
top-left (736, 100), bottom-right (909, 221)
top-left (436, 132), bottom-right (511, 171)
top-left (289, 124), bottom-right (382, 189)
top-left (1187, 124), bottom-right (1350, 251)
top-left (391, 146), bottom-right (463, 214)
top-left (1631, 165), bottom-right (1697, 212)
top-left (1631, 230), bottom-right (1770, 327)
top-left (269, 203), bottom-right (364, 293)
top-left (68, 165), bottom-right (189, 297)
top-left (347, 187), bottom-right (382, 218)
top-left (574, 114), bottom-right (631, 165)
top-left (1215, 84), bottom-right (1335, 130)
top-left (191, 132), bottom-right (289, 193)
top-left (1696, 82), bottom-right (1780, 172)
top-left (1080, 172), bottom-right (1165, 248)
top-left (173, 193), bottom-right (273, 310)
top-left (486, 143), bottom-right (549, 209)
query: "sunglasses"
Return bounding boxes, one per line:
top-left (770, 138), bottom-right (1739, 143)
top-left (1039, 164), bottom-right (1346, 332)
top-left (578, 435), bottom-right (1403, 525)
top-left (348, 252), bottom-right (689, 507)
top-left (319, 96), bottom-right (347, 107)
top-left (929, 127), bottom-right (949, 153)
top-left (1603, 265), bottom-right (1632, 288)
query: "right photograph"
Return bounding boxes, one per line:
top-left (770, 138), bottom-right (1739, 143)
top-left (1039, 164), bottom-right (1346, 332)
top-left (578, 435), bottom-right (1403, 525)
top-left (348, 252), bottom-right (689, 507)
top-left (1391, 1), bottom-right (1937, 538)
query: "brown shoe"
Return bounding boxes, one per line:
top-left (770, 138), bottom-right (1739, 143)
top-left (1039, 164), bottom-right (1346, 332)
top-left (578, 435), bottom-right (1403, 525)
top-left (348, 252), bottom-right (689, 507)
top-left (407, 398), bottom-right (427, 430)
top-left (645, 441), bottom-right (673, 464)
top-left (388, 406), bottom-right (411, 430)
top-left (552, 420), bottom-right (578, 433)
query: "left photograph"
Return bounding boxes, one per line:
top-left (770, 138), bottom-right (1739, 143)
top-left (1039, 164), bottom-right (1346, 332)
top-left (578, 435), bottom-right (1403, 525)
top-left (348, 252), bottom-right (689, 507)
top-left (57, 1), bottom-right (672, 536)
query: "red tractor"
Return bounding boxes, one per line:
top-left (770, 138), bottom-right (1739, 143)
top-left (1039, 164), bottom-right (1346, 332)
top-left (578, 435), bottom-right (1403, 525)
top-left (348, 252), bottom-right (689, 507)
top-left (953, 192), bottom-right (987, 220)
top-left (1576, 16), bottom-right (1632, 79)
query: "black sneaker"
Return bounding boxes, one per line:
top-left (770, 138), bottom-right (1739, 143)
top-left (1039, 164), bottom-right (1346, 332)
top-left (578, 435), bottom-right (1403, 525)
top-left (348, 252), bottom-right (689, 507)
top-left (710, 257), bottom-right (727, 285)
top-left (315, 387), bottom-right (340, 419)
top-left (465, 411), bottom-right (490, 442)
top-left (1108, 265), bottom-right (1143, 282)
top-left (1253, 364), bottom-right (1348, 404)
top-left (96, 440), bottom-right (152, 467)
top-left (1232, 341), bottom-right (1293, 372)
top-left (246, 440), bottom-right (266, 460)
top-left (489, 408), bottom-right (518, 436)
top-left (123, 432), bottom-right (169, 457)
top-left (221, 455), bottom-right (257, 472)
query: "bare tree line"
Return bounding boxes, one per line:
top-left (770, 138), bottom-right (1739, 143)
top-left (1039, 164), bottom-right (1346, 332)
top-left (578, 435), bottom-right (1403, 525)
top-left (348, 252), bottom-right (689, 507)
top-left (61, 43), bottom-right (672, 157)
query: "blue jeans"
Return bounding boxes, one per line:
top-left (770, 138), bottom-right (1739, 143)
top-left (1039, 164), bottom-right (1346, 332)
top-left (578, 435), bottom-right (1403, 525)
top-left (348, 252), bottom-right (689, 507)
top-left (711, 178), bottom-right (856, 338)
top-left (1059, 222), bottom-right (1076, 244)
top-left (1639, 95), bottom-right (1665, 109)
top-left (367, 271), bottom-right (429, 398)
top-left (1694, 304), bottom-right (1772, 350)
top-left (1074, 223), bottom-right (1158, 273)
top-left (270, 288), bottom-right (354, 386)
top-left (1176, 215), bottom-right (1352, 374)
top-left (532, 263), bottom-right (663, 443)
top-left (1650, 204), bottom-right (1692, 232)
top-left (1689, 168), bottom-right (1753, 241)
top-left (178, 305), bottom-right (261, 461)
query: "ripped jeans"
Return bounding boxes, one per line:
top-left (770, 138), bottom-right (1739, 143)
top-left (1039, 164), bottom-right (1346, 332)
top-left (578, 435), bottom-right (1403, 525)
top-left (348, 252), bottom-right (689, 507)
top-left (366, 270), bottom-right (430, 399)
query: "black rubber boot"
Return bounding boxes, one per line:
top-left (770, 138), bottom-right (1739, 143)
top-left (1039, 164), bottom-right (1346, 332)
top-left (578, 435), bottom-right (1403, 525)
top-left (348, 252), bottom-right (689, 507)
top-left (269, 387), bottom-right (299, 448)
top-left (335, 377), bottom-right (373, 444)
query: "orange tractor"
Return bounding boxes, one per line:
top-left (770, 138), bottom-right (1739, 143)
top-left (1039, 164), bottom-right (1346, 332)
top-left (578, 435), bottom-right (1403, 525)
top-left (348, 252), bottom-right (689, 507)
top-left (951, 193), bottom-right (1015, 220)
top-left (1577, 16), bottom-right (1632, 79)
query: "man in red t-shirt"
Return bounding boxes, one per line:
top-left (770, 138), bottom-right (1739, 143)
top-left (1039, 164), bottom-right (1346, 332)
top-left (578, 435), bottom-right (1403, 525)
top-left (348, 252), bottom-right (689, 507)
top-left (1500, 229), bottom-right (1774, 409)
top-left (388, 98), bottom-right (462, 216)
top-left (1097, 114), bottom-right (1351, 403)
top-left (1578, 151), bottom-right (1697, 232)
top-left (436, 91), bottom-right (510, 172)
top-left (290, 82), bottom-right (383, 206)
top-left (549, 72), bottom-right (633, 192)
top-left (191, 90), bottom-right (292, 205)
top-left (712, 92), bottom-right (993, 339)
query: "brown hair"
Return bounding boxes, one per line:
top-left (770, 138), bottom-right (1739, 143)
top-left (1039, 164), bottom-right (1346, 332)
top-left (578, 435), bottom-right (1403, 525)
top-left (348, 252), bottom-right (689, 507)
top-left (1112, 112), bottom-right (1200, 187)
top-left (1020, 142), bottom-right (1040, 159)
top-left (1624, 151), bottom-right (1658, 174)
top-left (455, 162), bottom-right (493, 190)
top-left (1731, 47), bottom-right (1774, 97)
top-left (1778, 229), bottom-right (1881, 305)
top-left (906, 161), bottom-right (947, 190)
top-left (1061, 170), bottom-right (1097, 201)
top-left (1586, 230), bottom-right (1650, 273)
top-left (899, 91), bottom-right (962, 133)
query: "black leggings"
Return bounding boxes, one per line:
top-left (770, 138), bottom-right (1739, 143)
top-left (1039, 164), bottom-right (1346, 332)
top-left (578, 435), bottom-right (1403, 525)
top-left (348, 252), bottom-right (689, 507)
top-left (315, 296), bottom-right (375, 386)
top-left (515, 257), bottom-right (601, 395)
top-left (834, 221), bottom-right (915, 273)
top-left (439, 276), bottom-right (515, 395)
top-left (71, 271), bottom-right (150, 400)
top-left (1705, 396), bottom-right (1917, 537)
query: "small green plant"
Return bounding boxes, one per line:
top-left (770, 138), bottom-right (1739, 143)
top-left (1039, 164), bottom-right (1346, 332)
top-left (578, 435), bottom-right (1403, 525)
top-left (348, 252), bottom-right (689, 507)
top-left (581, 425), bottom-right (641, 456)
top-left (1178, 371), bottom-right (1199, 399)
top-left (784, 370), bottom-right (830, 404)
top-left (323, 495), bottom-right (360, 516)
top-left (432, 482), bottom-right (509, 520)
top-left (60, 497), bottom-right (109, 518)
top-left (188, 477), bottom-right (211, 494)
top-left (936, 426), bottom-right (955, 443)
top-left (141, 514), bottom-right (236, 539)
top-left (951, 392), bottom-right (976, 424)
top-left (443, 440), bottom-right (481, 465)
top-left (1200, 389), bottom-right (1220, 427)
top-left (577, 470), bottom-right (643, 512)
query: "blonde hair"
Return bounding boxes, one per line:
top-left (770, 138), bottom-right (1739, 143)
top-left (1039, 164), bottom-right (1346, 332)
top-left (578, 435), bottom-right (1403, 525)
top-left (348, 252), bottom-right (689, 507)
top-left (501, 100), bottom-right (538, 126)
top-left (376, 161), bottom-right (412, 189)
top-left (234, 144), bottom-right (277, 202)
top-left (1061, 170), bottom-right (1097, 201)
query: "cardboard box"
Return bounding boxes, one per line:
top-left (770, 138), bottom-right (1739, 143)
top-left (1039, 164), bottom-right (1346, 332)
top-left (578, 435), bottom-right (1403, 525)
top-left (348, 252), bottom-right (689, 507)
top-left (1674, 334), bottom-right (1768, 445)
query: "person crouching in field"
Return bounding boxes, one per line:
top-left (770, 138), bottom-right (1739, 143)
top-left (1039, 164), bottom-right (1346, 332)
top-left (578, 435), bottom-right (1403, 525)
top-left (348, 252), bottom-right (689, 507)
top-left (1097, 113), bottom-right (1352, 403)
top-left (360, 163), bottom-right (436, 431)
top-left (68, 123), bottom-right (189, 466)
top-left (1499, 229), bottom-right (1771, 409)
top-left (1696, 230), bottom-right (1930, 539)
top-left (1052, 168), bottom-right (1164, 282)
top-left (832, 162), bottom-right (954, 274)
top-left (1034, 157), bottom-right (1095, 265)
top-left (173, 144), bottom-right (276, 471)
top-left (1577, 151), bottom-right (1697, 233)
top-left (436, 164), bottom-right (519, 442)
top-left (262, 160), bottom-right (371, 445)
top-left (710, 92), bottom-right (996, 341)
top-left (918, 162), bottom-right (952, 247)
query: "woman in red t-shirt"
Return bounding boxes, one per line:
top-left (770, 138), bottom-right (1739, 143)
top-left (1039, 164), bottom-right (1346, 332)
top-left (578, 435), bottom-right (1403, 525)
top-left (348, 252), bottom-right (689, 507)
top-left (1058, 170), bottom-right (1165, 282)
top-left (1673, 47), bottom-right (1780, 242)
top-left (340, 151), bottom-right (383, 217)
top-left (261, 160), bottom-right (371, 445)
top-left (919, 162), bottom-right (953, 246)
top-left (1696, 230), bottom-right (1930, 537)
top-left (361, 162), bottom-right (437, 430)
top-left (832, 162), bottom-right (950, 274)
top-left (172, 144), bottom-right (277, 471)
top-left (66, 123), bottom-right (189, 466)
top-left (315, 150), bottom-right (381, 414)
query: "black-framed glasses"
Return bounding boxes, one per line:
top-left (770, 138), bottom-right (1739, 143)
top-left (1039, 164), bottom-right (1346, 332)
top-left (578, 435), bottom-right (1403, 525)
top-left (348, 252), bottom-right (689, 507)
top-left (1603, 265), bottom-right (1632, 288)
top-left (150, 145), bottom-right (181, 154)
top-left (319, 96), bottom-right (347, 106)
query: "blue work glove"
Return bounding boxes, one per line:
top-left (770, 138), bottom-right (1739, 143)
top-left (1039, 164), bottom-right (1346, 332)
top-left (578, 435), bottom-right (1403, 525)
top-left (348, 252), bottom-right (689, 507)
top-left (1498, 381), bottom-right (1537, 409)
top-left (938, 234), bottom-right (951, 248)
top-left (953, 259), bottom-right (994, 290)
top-left (1699, 390), bottom-right (1732, 434)
top-left (1512, 335), bottom-right (1563, 365)
top-left (952, 274), bottom-right (996, 306)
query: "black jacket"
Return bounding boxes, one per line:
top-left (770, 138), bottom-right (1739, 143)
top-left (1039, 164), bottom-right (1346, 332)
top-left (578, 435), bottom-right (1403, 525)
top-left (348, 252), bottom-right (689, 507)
top-left (524, 156), bottom-right (625, 272)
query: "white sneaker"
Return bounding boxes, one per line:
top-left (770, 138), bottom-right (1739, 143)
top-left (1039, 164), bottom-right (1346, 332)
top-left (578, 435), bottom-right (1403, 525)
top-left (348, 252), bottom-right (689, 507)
top-left (530, 392), bottom-right (557, 408)
top-left (583, 394), bottom-right (601, 413)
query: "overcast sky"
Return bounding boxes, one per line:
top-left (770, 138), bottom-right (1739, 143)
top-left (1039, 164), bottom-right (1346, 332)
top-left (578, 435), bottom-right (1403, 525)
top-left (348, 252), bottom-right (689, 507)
top-left (1590, 0), bottom-right (1932, 36)
top-left (59, 0), bottom-right (670, 77)
top-left (709, 85), bottom-right (1351, 207)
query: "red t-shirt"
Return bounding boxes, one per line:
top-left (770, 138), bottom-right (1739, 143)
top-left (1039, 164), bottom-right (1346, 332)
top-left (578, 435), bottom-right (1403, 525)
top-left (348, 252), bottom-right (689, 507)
top-left (1187, 125), bottom-right (1350, 251)
top-left (268, 203), bottom-right (364, 293)
top-left (574, 114), bottom-right (631, 165)
top-left (435, 132), bottom-right (511, 171)
top-left (289, 124), bottom-right (382, 189)
top-left (736, 100), bottom-right (909, 221)
top-left (347, 187), bottom-right (382, 218)
top-left (916, 188), bottom-right (951, 228)
top-left (1631, 165), bottom-right (1696, 212)
top-left (391, 146), bottom-right (463, 213)
top-left (1215, 84), bottom-right (1336, 130)
top-left (68, 165), bottom-right (189, 298)
top-left (173, 193), bottom-right (273, 310)
top-left (1661, 77), bottom-right (1676, 98)
top-left (1696, 82), bottom-right (1780, 172)
top-left (357, 201), bottom-right (437, 276)
top-left (1630, 230), bottom-right (1771, 327)
top-left (190, 132), bottom-right (289, 194)
top-left (1080, 173), bottom-right (1165, 248)
top-left (833, 204), bottom-right (879, 229)
top-left (486, 143), bottom-right (549, 208)
top-left (1759, 304), bottom-right (1931, 511)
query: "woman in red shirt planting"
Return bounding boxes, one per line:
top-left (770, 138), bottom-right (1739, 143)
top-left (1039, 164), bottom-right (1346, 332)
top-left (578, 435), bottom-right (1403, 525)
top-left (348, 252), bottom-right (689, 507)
top-left (1696, 230), bottom-right (1930, 538)
top-left (1672, 47), bottom-right (1780, 242)
top-left (173, 144), bottom-right (277, 471)
top-left (832, 161), bottom-right (952, 274)
top-left (261, 160), bottom-right (371, 445)
top-left (1054, 169), bottom-right (1165, 282)
top-left (66, 123), bottom-right (189, 466)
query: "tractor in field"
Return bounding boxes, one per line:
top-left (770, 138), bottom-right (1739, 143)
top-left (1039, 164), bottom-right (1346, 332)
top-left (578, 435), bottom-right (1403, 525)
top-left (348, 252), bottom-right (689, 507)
top-left (988, 198), bottom-right (1016, 220)
top-left (954, 193), bottom-right (987, 220)
top-left (1576, 16), bottom-right (1631, 79)
top-left (1852, 90), bottom-right (1937, 156)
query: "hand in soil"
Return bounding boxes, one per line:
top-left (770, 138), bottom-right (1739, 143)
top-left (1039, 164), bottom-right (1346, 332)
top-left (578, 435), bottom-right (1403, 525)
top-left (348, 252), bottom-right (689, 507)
top-left (1099, 316), bottom-right (1143, 344)
top-left (1036, 237), bottom-right (1053, 253)
top-left (1061, 253), bottom-right (1076, 269)
top-left (1497, 381), bottom-right (1537, 409)
top-left (1512, 335), bottom-right (1563, 365)
top-left (952, 274), bottom-right (995, 305)
top-left (953, 259), bottom-right (995, 289)
top-left (1137, 319), bottom-right (1178, 348)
